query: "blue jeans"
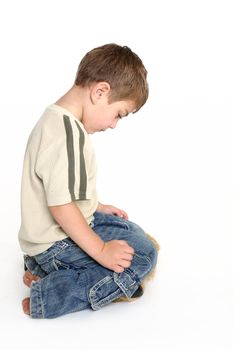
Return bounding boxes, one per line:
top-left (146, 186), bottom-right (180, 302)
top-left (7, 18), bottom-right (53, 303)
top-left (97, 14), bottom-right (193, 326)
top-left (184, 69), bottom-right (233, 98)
top-left (24, 212), bottom-right (158, 318)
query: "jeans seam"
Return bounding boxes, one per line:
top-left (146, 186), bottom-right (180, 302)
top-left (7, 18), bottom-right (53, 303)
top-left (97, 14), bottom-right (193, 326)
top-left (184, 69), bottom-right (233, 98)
top-left (134, 252), bottom-right (152, 265)
top-left (30, 281), bottom-right (45, 318)
top-left (53, 242), bottom-right (70, 258)
top-left (133, 252), bottom-right (154, 278)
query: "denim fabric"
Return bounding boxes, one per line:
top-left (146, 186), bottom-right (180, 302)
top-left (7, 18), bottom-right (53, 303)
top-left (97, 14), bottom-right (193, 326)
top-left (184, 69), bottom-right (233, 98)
top-left (24, 212), bottom-right (158, 318)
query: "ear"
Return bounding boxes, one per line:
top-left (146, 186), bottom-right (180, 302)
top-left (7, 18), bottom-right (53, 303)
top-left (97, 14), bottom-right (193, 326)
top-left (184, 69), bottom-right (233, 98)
top-left (90, 82), bottom-right (111, 104)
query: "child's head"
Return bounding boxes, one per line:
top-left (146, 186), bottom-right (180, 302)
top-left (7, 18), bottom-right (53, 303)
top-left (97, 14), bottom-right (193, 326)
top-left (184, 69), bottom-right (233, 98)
top-left (75, 43), bottom-right (148, 112)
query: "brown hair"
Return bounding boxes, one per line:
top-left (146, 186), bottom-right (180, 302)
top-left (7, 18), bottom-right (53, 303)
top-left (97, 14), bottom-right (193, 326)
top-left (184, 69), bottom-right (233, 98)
top-left (75, 43), bottom-right (148, 111)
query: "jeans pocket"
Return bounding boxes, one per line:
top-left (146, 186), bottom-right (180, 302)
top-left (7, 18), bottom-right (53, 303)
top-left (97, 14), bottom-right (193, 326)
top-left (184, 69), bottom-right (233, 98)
top-left (53, 258), bottom-right (70, 270)
top-left (37, 259), bottom-right (58, 274)
top-left (89, 275), bottom-right (123, 311)
top-left (37, 257), bottom-right (76, 273)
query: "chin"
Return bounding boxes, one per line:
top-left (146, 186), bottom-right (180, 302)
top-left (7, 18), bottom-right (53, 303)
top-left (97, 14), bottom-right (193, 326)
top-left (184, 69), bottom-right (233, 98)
top-left (88, 128), bottom-right (104, 134)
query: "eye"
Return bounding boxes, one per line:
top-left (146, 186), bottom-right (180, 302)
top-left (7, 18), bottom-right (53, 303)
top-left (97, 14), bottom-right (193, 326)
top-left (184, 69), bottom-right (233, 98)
top-left (116, 114), bottom-right (122, 119)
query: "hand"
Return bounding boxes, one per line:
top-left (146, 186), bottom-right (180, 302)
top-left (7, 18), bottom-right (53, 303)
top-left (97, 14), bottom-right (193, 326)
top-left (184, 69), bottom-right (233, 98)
top-left (95, 240), bottom-right (134, 273)
top-left (97, 203), bottom-right (128, 220)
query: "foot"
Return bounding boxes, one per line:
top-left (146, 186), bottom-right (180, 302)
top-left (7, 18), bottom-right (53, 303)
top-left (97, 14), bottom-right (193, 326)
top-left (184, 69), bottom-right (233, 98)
top-left (23, 270), bottom-right (40, 287)
top-left (22, 297), bottom-right (30, 315)
top-left (131, 285), bottom-right (144, 298)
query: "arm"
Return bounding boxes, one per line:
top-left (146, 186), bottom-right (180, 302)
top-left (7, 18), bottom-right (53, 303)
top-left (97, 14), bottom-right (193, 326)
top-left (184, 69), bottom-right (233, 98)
top-left (49, 202), bottom-right (134, 273)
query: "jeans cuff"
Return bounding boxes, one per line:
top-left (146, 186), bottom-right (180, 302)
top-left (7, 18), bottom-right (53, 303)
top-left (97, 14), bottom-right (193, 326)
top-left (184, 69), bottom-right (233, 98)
top-left (113, 269), bottom-right (140, 298)
top-left (89, 270), bottom-right (140, 311)
top-left (30, 281), bottom-right (44, 318)
top-left (89, 275), bottom-right (123, 311)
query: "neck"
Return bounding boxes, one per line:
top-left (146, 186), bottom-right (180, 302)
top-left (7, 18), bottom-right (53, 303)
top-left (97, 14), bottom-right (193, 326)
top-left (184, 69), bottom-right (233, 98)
top-left (55, 85), bottom-right (86, 121)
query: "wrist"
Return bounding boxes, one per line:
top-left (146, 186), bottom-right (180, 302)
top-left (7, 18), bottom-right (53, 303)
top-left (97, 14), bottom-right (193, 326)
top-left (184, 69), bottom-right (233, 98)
top-left (90, 237), bottom-right (105, 260)
top-left (92, 242), bottom-right (106, 265)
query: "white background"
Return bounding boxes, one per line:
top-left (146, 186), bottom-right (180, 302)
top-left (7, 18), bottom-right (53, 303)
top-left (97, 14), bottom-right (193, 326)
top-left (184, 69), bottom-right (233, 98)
top-left (0, 0), bottom-right (233, 349)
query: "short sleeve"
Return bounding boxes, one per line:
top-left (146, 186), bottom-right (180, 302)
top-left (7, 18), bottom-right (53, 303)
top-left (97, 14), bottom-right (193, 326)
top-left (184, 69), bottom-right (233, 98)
top-left (35, 115), bottom-right (89, 206)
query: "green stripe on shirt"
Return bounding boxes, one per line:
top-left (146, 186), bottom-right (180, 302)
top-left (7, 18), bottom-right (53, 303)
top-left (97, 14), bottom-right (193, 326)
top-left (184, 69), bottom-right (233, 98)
top-left (74, 120), bottom-right (87, 200)
top-left (63, 115), bottom-right (87, 201)
top-left (63, 115), bottom-right (76, 201)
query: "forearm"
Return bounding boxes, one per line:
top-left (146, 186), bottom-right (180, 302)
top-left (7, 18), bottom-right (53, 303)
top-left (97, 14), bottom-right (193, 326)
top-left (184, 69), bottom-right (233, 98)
top-left (49, 202), bottom-right (104, 260)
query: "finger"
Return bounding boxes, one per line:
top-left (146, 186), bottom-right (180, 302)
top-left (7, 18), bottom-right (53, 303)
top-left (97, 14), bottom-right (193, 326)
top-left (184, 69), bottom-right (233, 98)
top-left (117, 240), bottom-right (135, 254)
top-left (121, 210), bottom-right (128, 220)
top-left (114, 210), bottom-right (124, 217)
top-left (117, 240), bottom-right (129, 246)
top-left (122, 253), bottom-right (134, 261)
top-left (124, 246), bottom-right (135, 255)
top-left (114, 265), bottom-right (124, 273)
top-left (119, 260), bottom-right (132, 268)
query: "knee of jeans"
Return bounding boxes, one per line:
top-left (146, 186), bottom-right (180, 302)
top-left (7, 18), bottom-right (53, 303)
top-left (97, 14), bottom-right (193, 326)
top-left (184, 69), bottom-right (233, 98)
top-left (149, 245), bottom-right (158, 272)
top-left (133, 236), bottom-right (158, 275)
top-left (131, 251), bottom-right (155, 281)
top-left (146, 238), bottom-right (158, 269)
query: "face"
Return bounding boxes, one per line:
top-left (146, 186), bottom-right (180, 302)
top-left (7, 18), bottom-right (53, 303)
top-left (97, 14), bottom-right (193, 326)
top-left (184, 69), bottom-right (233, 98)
top-left (81, 84), bottom-right (136, 133)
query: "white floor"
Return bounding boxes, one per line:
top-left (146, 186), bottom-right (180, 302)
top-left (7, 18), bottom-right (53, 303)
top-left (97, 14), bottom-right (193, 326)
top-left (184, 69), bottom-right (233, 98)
top-left (1, 224), bottom-right (233, 350)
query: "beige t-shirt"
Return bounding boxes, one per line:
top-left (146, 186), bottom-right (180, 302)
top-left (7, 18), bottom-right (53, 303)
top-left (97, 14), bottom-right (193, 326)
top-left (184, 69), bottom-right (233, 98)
top-left (18, 104), bottom-right (98, 256)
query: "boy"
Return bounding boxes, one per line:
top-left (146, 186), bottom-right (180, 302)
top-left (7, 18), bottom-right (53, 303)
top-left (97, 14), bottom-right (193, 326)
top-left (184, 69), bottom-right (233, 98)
top-left (19, 43), bottom-right (158, 318)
